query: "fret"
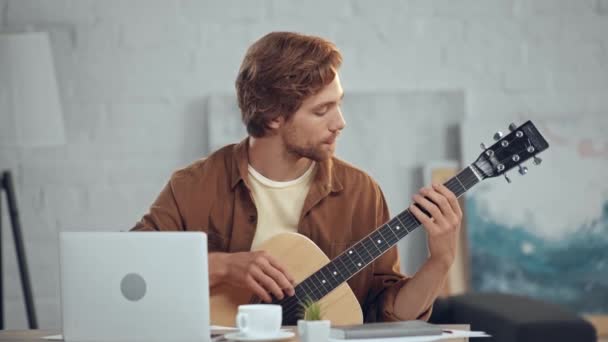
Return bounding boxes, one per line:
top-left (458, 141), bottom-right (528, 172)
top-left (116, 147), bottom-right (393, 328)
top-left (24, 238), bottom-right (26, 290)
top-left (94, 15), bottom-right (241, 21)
top-left (357, 241), bottom-right (376, 264)
top-left (308, 272), bottom-right (323, 295)
top-left (295, 284), bottom-right (313, 303)
top-left (363, 236), bottom-right (382, 257)
top-left (442, 167), bottom-right (480, 198)
top-left (396, 211), bottom-right (410, 229)
top-left (452, 176), bottom-right (467, 194)
top-left (397, 210), bottom-right (419, 231)
top-left (393, 216), bottom-right (408, 239)
top-left (360, 237), bottom-right (378, 261)
top-left (444, 179), bottom-right (459, 196)
top-left (322, 267), bottom-right (339, 288)
top-left (385, 220), bottom-right (403, 241)
top-left (352, 247), bottom-right (367, 270)
top-left (321, 265), bottom-right (342, 292)
top-left (304, 276), bottom-right (322, 300)
top-left (358, 239), bottom-right (375, 261)
top-left (410, 212), bottom-right (422, 227)
top-left (302, 278), bottom-right (316, 297)
top-left (379, 224), bottom-right (399, 245)
top-left (336, 253), bottom-right (355, 276)
top-left (369, 231), bottom-right (387, 254)
top-left (339, 251), bottom-right (359, 275)
top-left (324, 264), bottom-right (344, 284)
top-left (317, 268), bottom-right (333, 292)
top-left (410, 211), bottom-right (421, 227)
top-left (302, 280), bottom-right (318, 301)
top-left (315, 269), bottom-right (327, 289)
top-left (389, 218), bottom-right (407, 242)
top-left (458, 167), bottom-right (479, 192)
top-left (339, 261), bottom-right (357, 280)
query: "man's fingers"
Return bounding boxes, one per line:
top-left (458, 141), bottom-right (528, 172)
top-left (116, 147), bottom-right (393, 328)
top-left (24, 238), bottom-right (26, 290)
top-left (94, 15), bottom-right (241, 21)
top-left (412, 193), bottom-right (444, 225)
top-left (421, 188), bottom-right (452, 216)
top-left (253, 268), bottom-right (285, 300)
top-left (421, 187), bottom-right (457, 226)
top-left (265, 254), bottom-right (296, 285)
top-left (433, 183), bottom-right (463, 218)
top-left (261, 262), bottom-right (296, 297)
top-left (410, 203), bottom-right (439, 234)
top-left (246, 276), bottom-right (272, 303)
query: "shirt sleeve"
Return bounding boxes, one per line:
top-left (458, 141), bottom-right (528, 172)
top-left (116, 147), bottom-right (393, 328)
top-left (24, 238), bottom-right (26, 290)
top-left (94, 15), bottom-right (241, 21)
top-left (131, 176), bottom-right (184, 231)
top-left (363, 184), bottom-right (433, 322)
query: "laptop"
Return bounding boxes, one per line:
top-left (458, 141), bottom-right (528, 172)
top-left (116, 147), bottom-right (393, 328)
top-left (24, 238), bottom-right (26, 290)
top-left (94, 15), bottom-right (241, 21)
top-left (59, 232), bottom-right (211, 342)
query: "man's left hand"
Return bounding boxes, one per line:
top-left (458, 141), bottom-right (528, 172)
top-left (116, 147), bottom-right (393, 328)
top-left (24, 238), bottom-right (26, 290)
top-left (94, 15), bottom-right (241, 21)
top-left (409, 183), bottom-right (463, 269)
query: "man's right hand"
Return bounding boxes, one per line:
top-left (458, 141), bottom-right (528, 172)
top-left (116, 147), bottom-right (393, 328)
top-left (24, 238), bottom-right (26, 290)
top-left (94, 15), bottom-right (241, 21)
top-left (209, 251), bottom-right (296, 303)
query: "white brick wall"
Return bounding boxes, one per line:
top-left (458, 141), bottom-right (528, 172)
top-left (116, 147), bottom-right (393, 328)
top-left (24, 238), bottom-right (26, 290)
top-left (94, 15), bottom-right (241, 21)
top-left (1, 0), bottom-right (607, 329)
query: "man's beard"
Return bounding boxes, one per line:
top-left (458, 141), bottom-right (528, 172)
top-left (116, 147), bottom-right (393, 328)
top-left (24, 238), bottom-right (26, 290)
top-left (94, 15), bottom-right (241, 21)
top-left (282, 130), bottom-right (332, 162)
top-left (285, 139), bottom-right (330, 162)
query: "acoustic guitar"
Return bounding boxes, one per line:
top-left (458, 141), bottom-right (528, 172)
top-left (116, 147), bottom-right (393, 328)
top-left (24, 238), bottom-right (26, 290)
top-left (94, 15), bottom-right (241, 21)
top-left (210, 120), bottom-right (549, 326)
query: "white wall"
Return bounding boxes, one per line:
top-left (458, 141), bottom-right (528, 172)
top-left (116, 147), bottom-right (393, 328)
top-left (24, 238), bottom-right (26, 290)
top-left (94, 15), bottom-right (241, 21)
top-left (0, 0), bottom-right (607, 329)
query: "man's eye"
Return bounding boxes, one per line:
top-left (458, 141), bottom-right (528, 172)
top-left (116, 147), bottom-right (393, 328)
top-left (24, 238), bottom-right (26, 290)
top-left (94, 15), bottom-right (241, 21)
top-left (314, 106), bottom-right (329, 116)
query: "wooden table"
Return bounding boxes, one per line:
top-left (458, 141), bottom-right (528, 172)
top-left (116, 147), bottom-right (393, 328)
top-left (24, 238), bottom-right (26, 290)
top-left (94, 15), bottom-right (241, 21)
top-left (0, 324), bottom-right (470, 341)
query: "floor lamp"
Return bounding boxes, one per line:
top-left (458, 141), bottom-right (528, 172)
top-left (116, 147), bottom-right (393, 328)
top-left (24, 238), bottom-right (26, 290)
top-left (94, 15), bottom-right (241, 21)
top-left (0, 32), bottom-right (66, 329)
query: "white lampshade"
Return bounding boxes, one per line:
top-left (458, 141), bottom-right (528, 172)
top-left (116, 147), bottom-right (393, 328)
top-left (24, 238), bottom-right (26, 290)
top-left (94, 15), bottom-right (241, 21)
top-left (0, 32), bottom-right (66, 147)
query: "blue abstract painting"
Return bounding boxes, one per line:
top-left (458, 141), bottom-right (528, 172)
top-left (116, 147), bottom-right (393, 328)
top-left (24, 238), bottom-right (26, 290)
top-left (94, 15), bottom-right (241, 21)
top-left (462, 117), bottom-right (608, 314)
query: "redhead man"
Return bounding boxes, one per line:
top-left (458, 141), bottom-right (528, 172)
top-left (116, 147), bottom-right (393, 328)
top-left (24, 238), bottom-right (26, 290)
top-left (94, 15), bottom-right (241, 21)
top-left (133, 32), bottom-right (462, 322)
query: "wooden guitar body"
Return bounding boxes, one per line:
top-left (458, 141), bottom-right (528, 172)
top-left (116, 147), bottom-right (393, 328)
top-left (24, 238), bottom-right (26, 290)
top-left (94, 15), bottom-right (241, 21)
top-left (210, 232), bottom-right (363, 326)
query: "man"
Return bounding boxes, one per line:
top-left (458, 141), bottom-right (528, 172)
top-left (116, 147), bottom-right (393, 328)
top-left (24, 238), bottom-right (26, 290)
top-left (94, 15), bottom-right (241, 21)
top-left (132, 32), bottom-right (462, 322)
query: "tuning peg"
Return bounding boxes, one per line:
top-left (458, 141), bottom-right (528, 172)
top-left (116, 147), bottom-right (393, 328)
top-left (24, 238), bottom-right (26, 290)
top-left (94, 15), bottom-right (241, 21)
top-left (509, 123), bottom-right (518, 131)
top-left (504, 173), bottom-right (511, 184)
top-left (533, 156), bottom-right (542, 165)
top-left (480, 142), bottom-right (487, 150)
top-left (493, 131), bottom-right (504, 141)
top-left (518, 165), bottom-right (528, 175)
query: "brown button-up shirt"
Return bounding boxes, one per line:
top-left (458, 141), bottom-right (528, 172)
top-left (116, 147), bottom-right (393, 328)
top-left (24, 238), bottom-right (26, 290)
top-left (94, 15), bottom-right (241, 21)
top-left (132, 138), bottom-right (431, 322)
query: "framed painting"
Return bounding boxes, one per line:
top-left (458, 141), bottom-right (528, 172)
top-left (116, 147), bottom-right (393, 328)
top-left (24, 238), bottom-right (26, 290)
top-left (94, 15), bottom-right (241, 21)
top-left (461, 117), bottom-right (608, 336)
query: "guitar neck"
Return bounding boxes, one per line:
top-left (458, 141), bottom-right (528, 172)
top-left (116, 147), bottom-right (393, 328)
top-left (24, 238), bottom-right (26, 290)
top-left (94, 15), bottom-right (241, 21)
top-left (294, 165), bottom-right (482, 303)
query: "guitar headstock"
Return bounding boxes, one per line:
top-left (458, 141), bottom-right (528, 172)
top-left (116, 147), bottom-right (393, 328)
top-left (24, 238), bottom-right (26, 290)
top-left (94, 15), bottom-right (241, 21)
top-left (473, 120), bottom-right (549, 182)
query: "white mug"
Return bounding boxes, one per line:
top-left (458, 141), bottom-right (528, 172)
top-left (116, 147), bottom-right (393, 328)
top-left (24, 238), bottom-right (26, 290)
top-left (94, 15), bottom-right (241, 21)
top-left (236, 304), bottom-right (282, 338)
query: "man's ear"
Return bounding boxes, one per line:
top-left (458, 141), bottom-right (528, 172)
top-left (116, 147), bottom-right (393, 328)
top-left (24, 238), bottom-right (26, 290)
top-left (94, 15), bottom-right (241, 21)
top-left (266, 115), bottom-right (284, 130)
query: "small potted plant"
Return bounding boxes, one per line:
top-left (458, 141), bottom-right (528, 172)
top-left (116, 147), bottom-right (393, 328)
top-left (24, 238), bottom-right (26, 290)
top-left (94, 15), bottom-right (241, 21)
top-left (297, 298), bottom-right (331, 342)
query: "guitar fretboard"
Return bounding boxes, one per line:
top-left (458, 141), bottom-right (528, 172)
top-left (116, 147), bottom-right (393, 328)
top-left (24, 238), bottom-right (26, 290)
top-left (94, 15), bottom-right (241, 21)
top-left (292, 165), bottom-right (480, 303)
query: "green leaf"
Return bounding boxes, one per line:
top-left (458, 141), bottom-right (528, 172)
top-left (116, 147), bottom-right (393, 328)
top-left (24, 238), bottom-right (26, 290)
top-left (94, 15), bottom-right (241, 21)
top-left (299, 297), bottom-right (323, 321)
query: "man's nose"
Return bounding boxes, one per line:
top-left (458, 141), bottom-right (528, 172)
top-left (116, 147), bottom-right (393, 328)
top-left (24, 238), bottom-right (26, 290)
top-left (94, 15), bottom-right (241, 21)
top-left (331, 107), bottom-right (346, 132)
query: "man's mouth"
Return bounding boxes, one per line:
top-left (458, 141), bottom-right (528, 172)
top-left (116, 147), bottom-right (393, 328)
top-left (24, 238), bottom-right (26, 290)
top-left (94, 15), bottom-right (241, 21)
top-left (323, 135), bottom-right (338, 144)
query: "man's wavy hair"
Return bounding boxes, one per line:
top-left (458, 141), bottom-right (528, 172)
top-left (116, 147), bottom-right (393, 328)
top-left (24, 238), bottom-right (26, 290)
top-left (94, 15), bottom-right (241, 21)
top-left (236, 32), bottom-right (343, 137)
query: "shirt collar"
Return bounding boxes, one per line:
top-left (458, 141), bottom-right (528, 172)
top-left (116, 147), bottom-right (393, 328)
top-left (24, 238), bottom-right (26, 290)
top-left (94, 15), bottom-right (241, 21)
top-left (230, 137), bottom-right (343, 193)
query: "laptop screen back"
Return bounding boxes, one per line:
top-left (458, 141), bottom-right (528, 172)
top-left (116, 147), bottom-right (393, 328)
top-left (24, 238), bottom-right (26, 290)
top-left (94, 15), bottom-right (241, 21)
top-left (59, 232), bottom-right (210, 342)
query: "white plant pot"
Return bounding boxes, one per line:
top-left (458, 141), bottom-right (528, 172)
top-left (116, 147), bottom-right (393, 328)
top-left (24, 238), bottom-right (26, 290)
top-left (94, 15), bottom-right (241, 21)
top-left (297, 319), bottom-right (331, 342)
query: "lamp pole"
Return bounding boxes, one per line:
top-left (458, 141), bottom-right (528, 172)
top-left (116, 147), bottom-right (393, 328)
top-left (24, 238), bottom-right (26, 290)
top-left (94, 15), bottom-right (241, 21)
top-left (0, 170), bottom-right (38, 329)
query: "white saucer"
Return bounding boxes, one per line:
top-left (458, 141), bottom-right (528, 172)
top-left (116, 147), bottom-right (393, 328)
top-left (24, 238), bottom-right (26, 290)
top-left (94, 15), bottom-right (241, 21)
top-left (223, 330), bottom-right (295, 341)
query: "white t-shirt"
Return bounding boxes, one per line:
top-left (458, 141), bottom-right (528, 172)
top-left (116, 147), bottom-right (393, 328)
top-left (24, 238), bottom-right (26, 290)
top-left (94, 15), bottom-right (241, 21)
top-left (248, 162), bottom-right (316, 249)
